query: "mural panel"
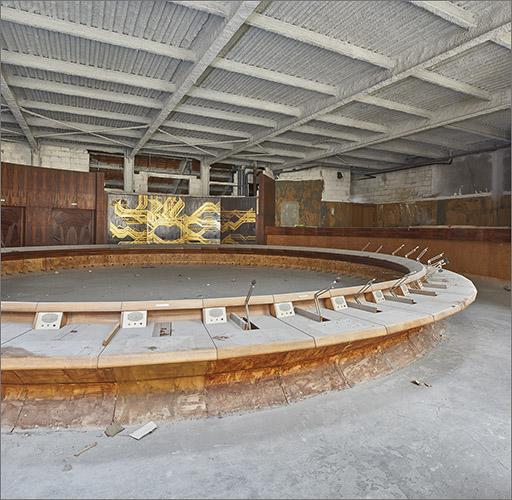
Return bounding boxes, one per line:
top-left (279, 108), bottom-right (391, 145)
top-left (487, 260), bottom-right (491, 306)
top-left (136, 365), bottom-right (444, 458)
top-left (108, 194), bottom-right (148, 244)
top-left (146, 195), bottom-right (220, 244)
top-left (108, 193), bottom-right (245, 245)
top-left (220, 197), bottom-right (257, 244)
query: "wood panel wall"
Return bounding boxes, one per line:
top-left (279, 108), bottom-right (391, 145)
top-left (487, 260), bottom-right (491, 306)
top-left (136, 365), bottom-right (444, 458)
top-left (256, 173), bottom-right (275, 244)
top-left (266, 226), bottom-right (511, 281)
top-left (1, 163), bottom-right (107, 247)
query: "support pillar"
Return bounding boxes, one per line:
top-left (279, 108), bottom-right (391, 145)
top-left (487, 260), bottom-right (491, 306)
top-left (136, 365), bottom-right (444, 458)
top-left (31, 147), bottom-right (41, 167)
top-left (124, 155), bottom-right (134, 193)
top-left (491, 148), bottom-right (505, 201)
top-left (200, 162), bottom-right (210, 196)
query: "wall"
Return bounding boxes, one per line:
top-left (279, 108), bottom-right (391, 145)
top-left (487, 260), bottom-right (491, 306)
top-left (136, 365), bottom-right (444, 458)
top-left (1, 162), bottom-right (107, 246)
top-left (38, 144), bottom-right (90, 172)
top-left (0, 142), bottom-right (90, 171)
top-left (266, 226), bottom-right (511, 281)
top-left (351, 148), bottom-right (510, 203)
top-left (351, 166), bottom-right (433, 203)
top-left (278, 167), bottom-right (351, 202)
top-left (274, 148), bottom-right (511, 228)
top-left (1, 142), bottom-right (33, 165)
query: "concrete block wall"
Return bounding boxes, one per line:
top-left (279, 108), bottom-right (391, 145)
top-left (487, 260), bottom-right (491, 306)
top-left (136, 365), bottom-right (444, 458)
top-left (39, 144), bottom-right (90, 172)
top-left (351, 166), bottom-right (433, 203)
top-left (1, 141), bottom-right (90, 172)
top-left (350, 147), bottom-right (510, 203)
top-left (1, 142), bottom-right (33, 165)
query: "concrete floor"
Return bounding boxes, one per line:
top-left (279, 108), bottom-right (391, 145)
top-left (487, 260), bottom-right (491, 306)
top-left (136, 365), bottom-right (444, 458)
top-left (1, 265), bottom-right (366, 302)
top-left (1, 278), bottom-right (510, 499)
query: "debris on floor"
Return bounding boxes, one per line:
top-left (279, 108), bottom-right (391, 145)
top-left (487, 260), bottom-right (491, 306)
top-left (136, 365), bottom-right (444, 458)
top-left (105, 422), bottom-right (124, 437)
top-left (411, 379), bottom-right (432, 387)
top-left (129, 421), bottom-right (157, 440)
top-left (73, 442), bottom-right (97, 457)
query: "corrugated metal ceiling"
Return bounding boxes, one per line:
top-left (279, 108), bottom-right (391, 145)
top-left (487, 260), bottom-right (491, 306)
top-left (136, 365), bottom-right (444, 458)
top-left (0, 0), bottom-right (509, 171)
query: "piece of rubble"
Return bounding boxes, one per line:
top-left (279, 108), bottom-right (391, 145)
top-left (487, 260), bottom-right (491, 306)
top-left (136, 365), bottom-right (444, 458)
top-left (129, 421), bottom-right (157, 440)
top-left (74, 442), bottom-right (97, 457)
top-left (105, 422), bottom-right (124, 437)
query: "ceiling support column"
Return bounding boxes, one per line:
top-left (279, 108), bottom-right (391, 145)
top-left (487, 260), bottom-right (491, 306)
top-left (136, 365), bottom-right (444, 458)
top-left (200, 162), bottom-right (210, 196)
top-left (124, 154), bottom-right (135, 193)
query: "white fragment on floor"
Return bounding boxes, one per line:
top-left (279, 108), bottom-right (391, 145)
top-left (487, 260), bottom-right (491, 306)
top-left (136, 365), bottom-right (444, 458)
top-left (129, 421), bottom-right (157, 440)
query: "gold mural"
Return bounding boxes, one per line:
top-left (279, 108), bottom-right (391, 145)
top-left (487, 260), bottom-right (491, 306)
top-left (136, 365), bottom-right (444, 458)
top-left (109, 195), bottom-right (148, 244)
top-left (108, 194), bottom-right (256, 245)
top-left (220, 209), bottom-right (256, 244)
top-left (146, 196), bottom-right (220, 244)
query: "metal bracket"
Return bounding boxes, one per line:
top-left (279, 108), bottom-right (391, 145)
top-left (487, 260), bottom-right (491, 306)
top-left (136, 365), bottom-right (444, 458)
top-left (295, 307), bottom-right (326, 322)
top-left (347, 301), bottom-right (382, 313)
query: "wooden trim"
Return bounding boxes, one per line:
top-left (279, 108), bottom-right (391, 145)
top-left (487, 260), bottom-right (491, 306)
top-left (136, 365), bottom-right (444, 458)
top-left (266, 225), bottom-right (511, 243)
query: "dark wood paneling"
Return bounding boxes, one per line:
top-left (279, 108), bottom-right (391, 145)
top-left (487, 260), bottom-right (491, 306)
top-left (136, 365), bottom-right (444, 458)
top-left (1, 206), bottom-right (24, 247)
top-left (1, 163), bottom-right (29, 206)
top-left (95, 173), bottom-right (107, 244)
top-left (24, 207), bottom-right (52, 246)
top-left (50, 209), bottom-right (94, 245)
top-left (1, 163), bottom-right (107, 246)
top-left (256, 173), bottom-right (275, 244)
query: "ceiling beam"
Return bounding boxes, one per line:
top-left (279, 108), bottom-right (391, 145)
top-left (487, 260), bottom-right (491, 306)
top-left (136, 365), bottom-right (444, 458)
top-left (336, 148), bottom-right (416, 164)
top-left (398, 134), bottom-right (472, 152)
top-left (2, 6), bottom-right (344, 98)
top-left (231, 154), bottom-right (285, 164)
top-left (445, 122), bottom-right (510, 141)
top-left (246, 13), bottom-right (395, 69)
top-left (353, 95), bottom-right (432, 118)
top-left (263, 136), bottom-right (331, 150)
top-left (16, 87), bottom-right (277, 128)
top-left (130, 1), bottom-right (261, 157)
top-left (170, 1), bottom-right (229, 17)
top-left (176, 104), bottom-right (276, 127)
top-left (2, 51), bottom-right (176, 93)
top-left (15, 86), bottom-right (277, 129)
top-left (0, 72), bottom-right (38, 150)
top-left (209, 21), bottom-right (510, 164)
top-left (1, 6), bottom-right (196, 61)
top-left (2, 114), bottom-right (231, 147)
top-left (18, 102), bottom-right (252, 139)
top-left (370, 140), bottom-right (446, 159)
top-left (412, 69), bottom-right (491, 100)
top-left (19, 100), bottom-right (152, 124)
top-left (293, 125), bottom-right (362, 142)
top-left (307, 156), bottom-right (401, 170)
top-left (409, 1), bottom-right (477, 29)
top-left (492, 30), bottom-right (511, 49)
top-left (6, 76), bottom-right (162, 108)
top-left (188, 86), bottom-right (300, 116)
top-left (163, 120), bottom-right (250, 138)
top-left (276, 89), bottom-right (511, 170)
top-left (316, 114), bottom-right (388, 133)
top-left (210, 58), bottom-right (337, 95)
